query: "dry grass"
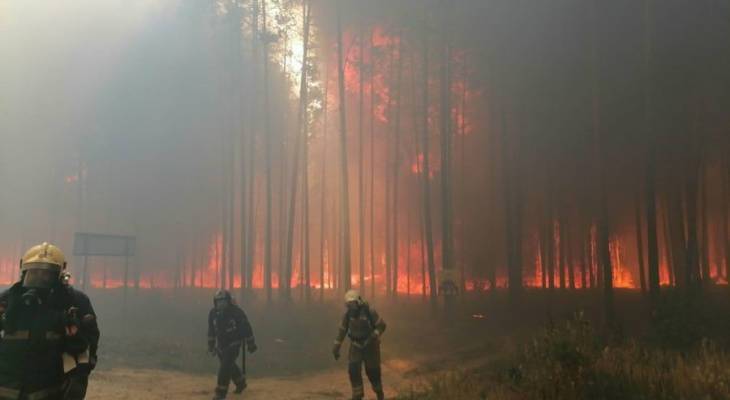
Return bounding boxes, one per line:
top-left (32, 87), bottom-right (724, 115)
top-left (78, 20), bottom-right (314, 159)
top-left (399, 313), bottom-right (730, 400)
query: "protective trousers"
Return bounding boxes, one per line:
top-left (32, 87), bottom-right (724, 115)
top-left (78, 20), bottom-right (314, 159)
top-left (215, 346), bottom-right (245, 398)
top-left (347, 340), bottom-right (383, 400)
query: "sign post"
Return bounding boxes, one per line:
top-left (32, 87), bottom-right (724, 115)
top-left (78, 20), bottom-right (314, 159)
top-left (73, 233), bottom-right (136, 304)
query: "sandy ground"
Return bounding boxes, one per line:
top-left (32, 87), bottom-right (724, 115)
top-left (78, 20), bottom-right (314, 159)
top-left (86, 358), bottom-right (422, 400)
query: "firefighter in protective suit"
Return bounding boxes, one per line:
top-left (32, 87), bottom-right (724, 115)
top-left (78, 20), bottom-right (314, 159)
top-left (332, 290), bottom-right (387, 400)
top-left (207, 290), bottom-right (256, 400)
top-left (0, 242), bottom-right (100, 400)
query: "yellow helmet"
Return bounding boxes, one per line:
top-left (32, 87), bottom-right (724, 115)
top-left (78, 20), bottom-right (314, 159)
top-left (20, 242), bottom-right (67, 273)
top-left (344, 289), bottom-right (362, 304)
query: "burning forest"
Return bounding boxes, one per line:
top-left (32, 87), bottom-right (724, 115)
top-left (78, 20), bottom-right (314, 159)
top-left (1, 0), bottom-right (730, 399)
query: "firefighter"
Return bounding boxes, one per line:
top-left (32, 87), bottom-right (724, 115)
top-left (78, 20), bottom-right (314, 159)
top-left (0, 242), bottom-right (100, 400)
top-left (207, 290), bottom-right (257, 400)
top-left (332, 290), bottom-right (387, 400)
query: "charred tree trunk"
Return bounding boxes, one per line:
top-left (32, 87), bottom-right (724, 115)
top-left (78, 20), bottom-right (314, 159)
top-left (667, 184), bottom-right (688, 287)
top-left (501, 110), bottom-right (523, 300)
top-left (546, 176), bottom-right (556, 290)
top-left (587, 232), bottom-right (595, 289)
top-left (580, 237), bottom-right (588, 289)
top-left (369, 28), bottom-right (377, 299)
top-left (241, 54), bottom-right (252, 293)
top-left (559, 215), bottom-right (566, 290)
top-left (458, 55), bottom-right (468, 293)
top-left (384, 43), bottom-right (392, 296)
top-left (282, 1), bottom-right (311, 302)
top-left (411, 54), bottom-right (427, 299)
top-left (567, 218), bottom-right (575, 290)
top-left (684, 162), bottom-right (701, 290)
top-left (683, 104), bottom-right (703, 290)
top-left (392, 31), bottom-right (404, 298)
top-left (700, 164), bottom-right (711, 284)
top-left (319, 62), bottom-right (329, 303)
top-left (357, 21), bottom-right (366, 293)
top-left (420, 14), bottom-right (438, 304)
top-left (406, 184), bottom-right (412, 296)
top-left (720, 158), bottom-right (730, 282)
top-left (302, 2), bottom-right (312, 302)
top-left (440, 0), bottom-right (455, 302)
top-left (336, 2), bottom-right (353, 291)
top-left (644, 0), bottom-right (660, 298)
top-left (635, 190), bottom-right (647, 293)
top-left (262, 0), bottom-right (273, 303)
top-left (590, 0), bottom-right (613, 323)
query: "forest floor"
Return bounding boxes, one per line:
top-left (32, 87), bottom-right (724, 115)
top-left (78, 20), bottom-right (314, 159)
top-left (52, 286), bottom-right (730, 399)
top-left (82, 288), bottom-right (504, 399)
top-left (87, 356), bottom-right (434, 400)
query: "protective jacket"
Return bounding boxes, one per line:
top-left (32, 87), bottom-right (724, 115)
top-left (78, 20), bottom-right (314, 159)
top-left (0, 283), bottom-right (99, 400)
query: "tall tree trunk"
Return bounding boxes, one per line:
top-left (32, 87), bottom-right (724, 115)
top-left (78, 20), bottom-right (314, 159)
top-left (319, 61), bottom-right (329, 302)
top-left (580, 236), bottom-right (588, 289)
top-left (369, 28), bottom-right (377, 299)
top-left (440, 0), bottom-right (455, 301)
top-left (486, 103), bottom-right (498, 291)
top-left (501, 110), bottom-right (523, 300)
top-left (458, 55), bottom-right (468, 293)
top-left (546, 177), bottom-right (556, 290)
top-left (635, 190), bottom-right (647, 293)
top-left (420, 196), bottom-right (428, 298)
top-left (720, 158), bottom-right (730, 282)
top-left (283, 1), bottom-right (311, 301)
top-left (357, 21), bottom-right (366, 293)
top-left (700, 164), bottom-right (711, 284)
top-left (420, 11), bottom-right (438, 304)
top-left (244, 0), bottom-right (259, 293)
top-left (662, 200), bottom-right (676, 286)
top-left (559, 215), bottom-right (566, 290)
top-left (683, 158), bottom-right (701, 291)
top-left (302, 1), bottom-right (312, 302)
top-left (226, 15), bottom-right (236, 291)
top-left (239, 1), bottom-right (250, 297)
top-left (392, 31), bottom-right (404, 298)
top-left (590, 0), bottom-right (613, 322)
top-left (683, 102), bottom-right (703, 290)
top-left (567, 218), bottom-right (575, 290)
top-left (411, 53), bottom-right (427, 299)
top-left (336, 2), bottom-right (353, 291)
top-left (585, 234), bottom-right (596, 289)
top-left (644, 0), bottom-right (660, 297)
top-left (406, 184), bottom-right (412, 296)
top-left (667, 183), bottom-right (688, 287)
top-left (228, 120), bottom-right (235, 290)
top-left (384, 39), bottom-right (395, 296)
top-left (262, 0), bottom-right (273, 303)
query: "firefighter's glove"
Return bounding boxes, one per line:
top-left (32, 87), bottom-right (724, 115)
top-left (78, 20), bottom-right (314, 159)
top-left (62, 369), bottom-right (87, 400)
top-left (247, 342), bottom-right (258, 354)
top-left (332, 343), bottom-right (341, 361)
top-left (63, 333), bottom-right (89, 356)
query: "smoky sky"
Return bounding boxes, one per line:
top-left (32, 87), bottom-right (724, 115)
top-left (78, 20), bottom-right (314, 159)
top-left (1, 0), bottom-right (231, 270)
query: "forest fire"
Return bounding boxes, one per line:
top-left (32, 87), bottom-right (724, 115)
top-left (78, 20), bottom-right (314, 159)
top-left (3, 1), bottom-right (730, 398)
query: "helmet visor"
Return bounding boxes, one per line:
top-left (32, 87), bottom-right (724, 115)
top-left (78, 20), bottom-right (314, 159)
top-left (22, 267), bottom-right (59, 289)
top-left (215, 299), bottom-right (229, 310)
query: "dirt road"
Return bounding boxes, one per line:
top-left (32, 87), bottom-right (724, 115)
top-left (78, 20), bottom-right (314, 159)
top-left (86, 358), bottom-right (422, 400)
